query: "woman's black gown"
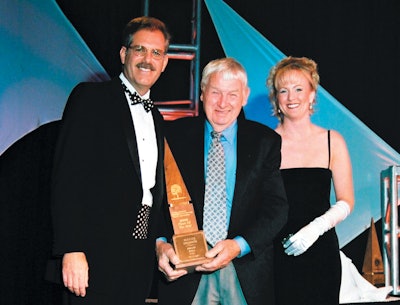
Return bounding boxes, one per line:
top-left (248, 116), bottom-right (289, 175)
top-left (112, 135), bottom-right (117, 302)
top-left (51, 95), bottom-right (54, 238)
top-left (274, 167), bottom-right (341, 305)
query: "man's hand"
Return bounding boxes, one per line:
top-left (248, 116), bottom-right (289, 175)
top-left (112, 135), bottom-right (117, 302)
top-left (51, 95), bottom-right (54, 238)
top-left (62, 252), bottom-right (89, 297)
top-left (156, 240), bottom-right (187, 281)
top-left (195, 239), bottom-right (240, 273)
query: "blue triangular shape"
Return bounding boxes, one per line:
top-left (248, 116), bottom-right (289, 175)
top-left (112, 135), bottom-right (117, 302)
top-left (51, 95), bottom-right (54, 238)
top-left (205, 0), bottom-right (400, 246)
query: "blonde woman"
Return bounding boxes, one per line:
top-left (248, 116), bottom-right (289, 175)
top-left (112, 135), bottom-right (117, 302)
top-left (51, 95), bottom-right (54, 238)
top-left (267, 56), bottom-right (354, 305)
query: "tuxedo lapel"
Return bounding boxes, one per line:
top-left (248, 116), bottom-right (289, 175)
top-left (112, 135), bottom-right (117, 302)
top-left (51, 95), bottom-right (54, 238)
top-left (151, 109), bottom-right (165, 208)
top-left (112, 79), bottom-right (142, 182)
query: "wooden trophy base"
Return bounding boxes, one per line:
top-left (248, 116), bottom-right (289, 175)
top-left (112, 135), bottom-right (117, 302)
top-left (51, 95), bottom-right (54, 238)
top-left (173, 230), bottom-right (212, 272)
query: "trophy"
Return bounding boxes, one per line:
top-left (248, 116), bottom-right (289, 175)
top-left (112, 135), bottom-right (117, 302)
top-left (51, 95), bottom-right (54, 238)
top-left (164, 140), bottom-right (211, 271)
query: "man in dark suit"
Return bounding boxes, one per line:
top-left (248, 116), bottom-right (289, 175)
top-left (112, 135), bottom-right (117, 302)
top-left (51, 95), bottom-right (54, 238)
top-left (156, 57), bottom-right (288, 305)
top-left (48, 16), bottom-right (169, 305)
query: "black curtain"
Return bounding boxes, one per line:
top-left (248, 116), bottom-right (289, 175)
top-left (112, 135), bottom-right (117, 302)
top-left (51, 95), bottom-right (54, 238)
top-left (2, 1), bottom-right (400, 304)
top-left (0, 121), bottom-right (62, 305)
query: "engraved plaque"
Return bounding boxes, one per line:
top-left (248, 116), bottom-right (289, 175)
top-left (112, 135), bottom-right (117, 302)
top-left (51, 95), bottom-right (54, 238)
top-left (173, 231), bottom-right (211, 271)
top-left (169, 203), bottom-right (211, 271)
top-left (170, 203), bottom-right (198, 234)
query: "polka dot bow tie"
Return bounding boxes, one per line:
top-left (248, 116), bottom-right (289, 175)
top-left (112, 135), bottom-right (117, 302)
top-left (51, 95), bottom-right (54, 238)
top-left (122, 83), bottom-right (154, 112)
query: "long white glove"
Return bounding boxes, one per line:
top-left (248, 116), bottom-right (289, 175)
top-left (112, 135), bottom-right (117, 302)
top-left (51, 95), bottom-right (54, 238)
top-left (283, 200), bottom-right (351, 256)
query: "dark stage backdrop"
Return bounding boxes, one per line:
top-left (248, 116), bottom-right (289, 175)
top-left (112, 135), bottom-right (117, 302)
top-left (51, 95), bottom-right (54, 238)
top-left (1, 1), bottom-right (399, 304)
top-left (55, 0), bottom-right (400, 153)
top-left (52, 0), bottom-right (400, 247)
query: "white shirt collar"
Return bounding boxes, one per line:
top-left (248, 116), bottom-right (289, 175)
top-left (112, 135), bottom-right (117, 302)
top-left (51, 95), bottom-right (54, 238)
top-left (119, 72), bottom-right (151, 100)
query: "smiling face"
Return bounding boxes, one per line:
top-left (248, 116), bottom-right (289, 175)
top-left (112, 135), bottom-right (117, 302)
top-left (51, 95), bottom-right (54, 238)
top-left (120, 29), bottom-right (168, 96)
top-left (275, 69), bottom-right (316, 122)
top-left (201, 71), bottom-right (249, 132)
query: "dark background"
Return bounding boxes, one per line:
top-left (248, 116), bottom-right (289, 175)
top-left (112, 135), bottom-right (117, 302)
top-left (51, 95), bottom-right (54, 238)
top-left (53, 0), bottom-right (400, 291)
top-left (1, 1), bottom-right (398, 304)
top-left (55, 0), bottom-right (400, 153)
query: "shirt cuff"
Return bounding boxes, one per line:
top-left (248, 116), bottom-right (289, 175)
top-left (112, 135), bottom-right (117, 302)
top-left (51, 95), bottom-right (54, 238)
top-left (234, 236), bottom-right (250, 258)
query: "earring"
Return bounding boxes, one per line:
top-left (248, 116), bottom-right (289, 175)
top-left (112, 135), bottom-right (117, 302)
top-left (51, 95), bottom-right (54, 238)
top-left (277, 108), bottom-right (281, 113)
top-left (309, 103), bottom-right (313, 110)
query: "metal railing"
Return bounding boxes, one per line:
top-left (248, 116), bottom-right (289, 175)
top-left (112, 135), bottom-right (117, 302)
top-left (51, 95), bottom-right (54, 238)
top-left (381, 165), bottom-right (400, 295)
top-left (142, 0), bottom-right (202, 120)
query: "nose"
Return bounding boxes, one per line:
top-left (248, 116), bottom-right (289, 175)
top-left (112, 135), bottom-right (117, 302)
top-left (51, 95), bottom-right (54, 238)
top-left (143, 50), bottom-right (152, 62)
top-left (287, 89), bottom-right (295, 101)
top-left (217, 94), bottom-right (228, 107)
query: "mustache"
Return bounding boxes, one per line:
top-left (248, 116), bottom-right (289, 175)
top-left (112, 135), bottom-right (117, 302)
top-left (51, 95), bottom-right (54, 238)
top-left (136, 62), bottom-right (156, 71)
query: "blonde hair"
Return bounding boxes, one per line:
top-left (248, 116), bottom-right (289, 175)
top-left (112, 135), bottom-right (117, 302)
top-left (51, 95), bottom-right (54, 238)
top-left (266, 56), bottom-right (319, 122)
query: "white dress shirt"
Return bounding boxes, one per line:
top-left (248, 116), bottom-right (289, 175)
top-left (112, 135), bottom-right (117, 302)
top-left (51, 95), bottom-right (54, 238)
top-left (120, 73), bottom-right (157, 207)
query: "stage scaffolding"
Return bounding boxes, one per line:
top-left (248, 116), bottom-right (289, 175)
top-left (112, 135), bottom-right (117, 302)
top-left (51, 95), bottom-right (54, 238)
top-left (142, 0), bottom-right (202, 121)
top-left (381, 165), bottom-right (400, 295)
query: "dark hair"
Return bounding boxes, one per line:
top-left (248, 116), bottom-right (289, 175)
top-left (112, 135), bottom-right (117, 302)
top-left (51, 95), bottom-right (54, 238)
top-left (121, 16), bottom-right (171, 51)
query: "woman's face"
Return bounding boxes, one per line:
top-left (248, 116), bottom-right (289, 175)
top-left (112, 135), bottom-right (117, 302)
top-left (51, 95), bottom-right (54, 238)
top-left (276, 69), bottom-right (315, 121)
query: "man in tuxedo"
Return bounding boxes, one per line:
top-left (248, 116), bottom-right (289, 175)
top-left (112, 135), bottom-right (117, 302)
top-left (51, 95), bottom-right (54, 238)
top-left (48, 16), bottom-right (169, 305)
top-left (156, 57), bottom-right (288, 305)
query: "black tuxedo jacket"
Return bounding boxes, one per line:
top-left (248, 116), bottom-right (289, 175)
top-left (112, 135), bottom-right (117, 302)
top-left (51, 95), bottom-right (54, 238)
top-left (48, 77), bottom-right (165, 304)
top-left (158, 115), bottom-right (288, 305)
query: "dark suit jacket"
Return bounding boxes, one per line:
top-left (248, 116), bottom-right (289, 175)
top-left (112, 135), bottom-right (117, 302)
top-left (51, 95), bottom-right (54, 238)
top-left (158, 115), bottom-right (288, 305)
top-left (47, 77), bottom-right (165, 304)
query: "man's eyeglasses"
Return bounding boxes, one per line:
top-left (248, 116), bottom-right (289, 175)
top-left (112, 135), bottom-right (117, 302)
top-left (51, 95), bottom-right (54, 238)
top-left (127, 45), bottom-right (165, 60)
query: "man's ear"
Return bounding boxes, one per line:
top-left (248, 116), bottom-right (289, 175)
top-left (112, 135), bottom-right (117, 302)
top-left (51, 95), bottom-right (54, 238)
top-left (120, 46), bottom-right (127, 65)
